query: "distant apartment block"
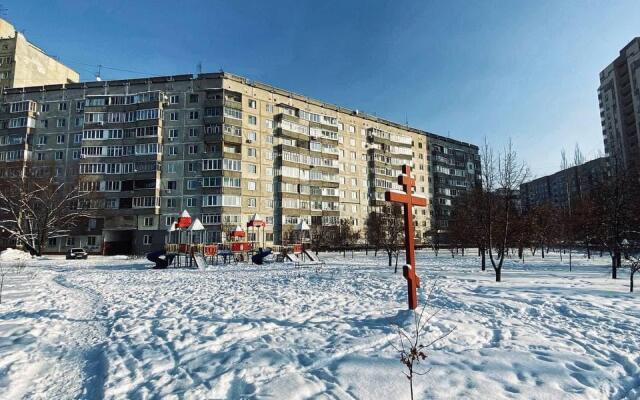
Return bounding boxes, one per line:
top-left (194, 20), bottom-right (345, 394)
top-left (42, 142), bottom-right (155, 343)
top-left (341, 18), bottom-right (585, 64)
top-left (598, 37), bottom-right (640, 171)
top-left (0, 65), bottom-right (480, 254)
top-left (520, 157), bottom-right (609, 210)
top-left (426, 133), bottom-right (481, 236)
top-left (0, 18), bottom-right (79, 91)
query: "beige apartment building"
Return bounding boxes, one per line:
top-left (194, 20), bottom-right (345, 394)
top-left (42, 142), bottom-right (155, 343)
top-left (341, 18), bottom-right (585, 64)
top-left (0, 18), bottom-right (79, 91)
top-left (598, 37), bottom-right (640, 172)
top-left (0, 72), bottom-right (447, 254)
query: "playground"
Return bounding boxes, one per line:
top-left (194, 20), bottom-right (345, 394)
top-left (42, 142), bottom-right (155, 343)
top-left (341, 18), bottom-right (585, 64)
top-left (146, 210), bottom-right (325, 271)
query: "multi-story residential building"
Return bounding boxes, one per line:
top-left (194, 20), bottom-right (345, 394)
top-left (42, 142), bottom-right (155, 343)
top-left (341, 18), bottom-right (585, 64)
top-left (0, 18), bottom-right (79, 92)
top-left (426, 133), bottom-right (481, 240)
top-left (598, 37), bottom-right (640, 172)
top-left (0, 72), bottom-right (479, 254)
top-left (520, 157), bottom-right (609, 210)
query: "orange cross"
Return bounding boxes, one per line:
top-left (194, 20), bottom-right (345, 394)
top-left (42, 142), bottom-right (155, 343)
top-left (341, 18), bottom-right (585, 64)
top-left (385, 165), bottom-right (428, 310)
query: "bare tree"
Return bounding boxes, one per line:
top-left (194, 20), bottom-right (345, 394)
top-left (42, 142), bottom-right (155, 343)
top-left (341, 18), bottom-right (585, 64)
top-left (483, 139), bottom-right (530, 282)
top-left (560, 148), bottom-right (569, 170)
top-left (0, 165), bottom-right (91, 256)
top-left (366, 210), bottom-right (385, 257)
top-left (381, 204), bottom-right (405, 271)
top-left (391, 282), bottom-right (455, 400)
top-left (573, 143), bottom-right (585, 167)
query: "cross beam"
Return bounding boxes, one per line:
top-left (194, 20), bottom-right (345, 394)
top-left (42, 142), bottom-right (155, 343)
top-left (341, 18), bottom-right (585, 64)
top-left (384, 165), bottom-right (427, 310)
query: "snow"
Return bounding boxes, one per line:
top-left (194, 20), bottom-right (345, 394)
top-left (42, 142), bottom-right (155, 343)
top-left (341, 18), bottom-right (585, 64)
top-left (0, 250), bottom-right (638, 399)
top-left (0, 248), bottom-right (32, 262)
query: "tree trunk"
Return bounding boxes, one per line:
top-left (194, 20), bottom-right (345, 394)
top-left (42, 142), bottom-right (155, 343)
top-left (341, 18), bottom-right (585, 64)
top-left (388, 252), bottom-right (393, 268)
top-left (630, 271), bottom-right (634, 293)
top-left (481, 247), bottom-right (486, 271)
top-left (541, 245), bottom-right (545, 259)
top-left (611, 253), bottom-right (618, 279)
top-left (495, 267), bottom-right (501, 282)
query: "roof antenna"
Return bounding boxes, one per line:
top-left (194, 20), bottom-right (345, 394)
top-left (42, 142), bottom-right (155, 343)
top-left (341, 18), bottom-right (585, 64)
top-left (196, 61), bottom-right (202, 75)
top-left (95, 64), bottom-right (102, 81)
top-left (405, 113), bottom-right (409, 127)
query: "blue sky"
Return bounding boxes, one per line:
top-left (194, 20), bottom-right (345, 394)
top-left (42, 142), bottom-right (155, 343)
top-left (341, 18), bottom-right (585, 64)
top-left (6, 0), bottom-right (639, 176)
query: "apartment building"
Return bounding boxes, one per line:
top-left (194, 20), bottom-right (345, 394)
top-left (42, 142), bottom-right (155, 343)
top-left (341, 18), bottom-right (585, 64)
top-left (598, 37), bottom-right (640, 172)
top-left (0, 72), bottom-right (469, 254)
top-left (520, 157), bottom-right (609, 211)
top-left (426, 133), bottom-right (481, 241)
top-left (0, 18), bottom-right (79, 92)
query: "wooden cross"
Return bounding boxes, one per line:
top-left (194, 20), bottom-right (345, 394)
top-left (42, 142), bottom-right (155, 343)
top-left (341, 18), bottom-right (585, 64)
top-left (385, 165), bottom-right (427, 310)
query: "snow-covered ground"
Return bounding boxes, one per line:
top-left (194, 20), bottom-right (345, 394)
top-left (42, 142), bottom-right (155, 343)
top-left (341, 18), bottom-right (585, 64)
top-left (0, 249), bottom-right (638, 399)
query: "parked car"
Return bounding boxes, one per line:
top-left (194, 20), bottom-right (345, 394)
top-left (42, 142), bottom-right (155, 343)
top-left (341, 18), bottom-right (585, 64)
top-left (66, 248), bottom-right (88, 260)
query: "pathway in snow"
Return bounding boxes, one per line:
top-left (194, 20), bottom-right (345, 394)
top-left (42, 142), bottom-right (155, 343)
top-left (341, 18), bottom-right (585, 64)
top-left (0, 251), bottom-right (638, 399)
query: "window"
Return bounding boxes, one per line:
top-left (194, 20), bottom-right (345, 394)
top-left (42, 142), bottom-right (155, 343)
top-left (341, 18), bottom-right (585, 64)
top-left (168, 146), bottom-right (178, 156)
top-left (265, 120), bottom-right (273, 129)
top-left (247, 148), bottom-right (257, 157)
top-left (248, 99), bottom-right (256, 109)
top-left (143, 217), bottom-right (153, 227)
top-left (186, 197), bottom-right (196, 207)
top-left (188, 145), bottom-right (198, 154)
top-left (247, 131), bottom-right (257, 141)
top-left (188, 111), bottom-right (199, 120)
top-left (247, 163), bottom-right (257, 174)
top-left (265, 103), bottom-right (274, 113)
top-left (57, 118), bottom-right (66, 127)
top-left (74, 133), bottom-right (82, 143)
top-left (87, 236), bottom-right (97, 246)
top-left (143, 235), bottom-right (152, 245)
top-left (166, 198), bottom-right (177, 208)
top-left (167, 181), bottom-right (177, 190)
top-left (248, 115), bottom-right (257, 125)
top-left (66, 237), bottom-right (75, 246)
top-left (169, 95), bottom-right (179, 104)
top-left (48, 238), bottom-right (57, 247)
top-left (169, 112), bottom-right (179, 121)
top-left (248, 181), bottom-right (256, 191)
top-left (189, 128), bottom-right (199, 137)
top-left (248, 198), bottom-right (256, 207)
top-left (187, 179), bottom-right (201, 190)
top-left (189, 94), bottom-right (199, 103)
top-left (57, 135), bottom-right (65, 144)
top-left (169, 129), bottom-right (179, 138)
top-left (58, 102), bottom-right (67, 111)
top-left (40, 103), bottom-right (50, 112)
top-left (38, 136), bottom-right (47, 145)
top-left (55, 151), bottom-right (63, 160)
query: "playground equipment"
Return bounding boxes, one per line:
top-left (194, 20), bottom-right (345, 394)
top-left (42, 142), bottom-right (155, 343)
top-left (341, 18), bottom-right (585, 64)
top-left (251, 247), bottom-right (273, 265)
top-left (149, 210), bottom-right (217, 269)
top-left (146, 249), bottom-right (176, 269)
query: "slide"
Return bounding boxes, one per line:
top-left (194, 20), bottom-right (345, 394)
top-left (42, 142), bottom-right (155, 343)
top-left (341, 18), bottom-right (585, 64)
top-left (146, 250), bottom-right (175, 269)
top-left (303, 250), bottom-right (321, 263)
top-left (251, 248), bottom-right (272, 265)
top-left (193, 254), bottom-right (207, 269)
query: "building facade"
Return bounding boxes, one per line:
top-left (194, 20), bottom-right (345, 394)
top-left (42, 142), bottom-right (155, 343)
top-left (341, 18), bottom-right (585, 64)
top-left (598, 37), bottom-right (640, 171)
top-left (0, 72), bottom-right (480, 254)
top-left (426, 133), bottom-right (481, 241)
top-left (0, 18), bottom-right (79, 92)
top-left (520, 157), bottom-right (609, 211)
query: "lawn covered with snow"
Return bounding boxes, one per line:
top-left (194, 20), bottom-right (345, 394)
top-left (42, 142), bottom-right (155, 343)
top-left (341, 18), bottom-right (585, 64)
top-left (0, 249), bottom-right (638, 399)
